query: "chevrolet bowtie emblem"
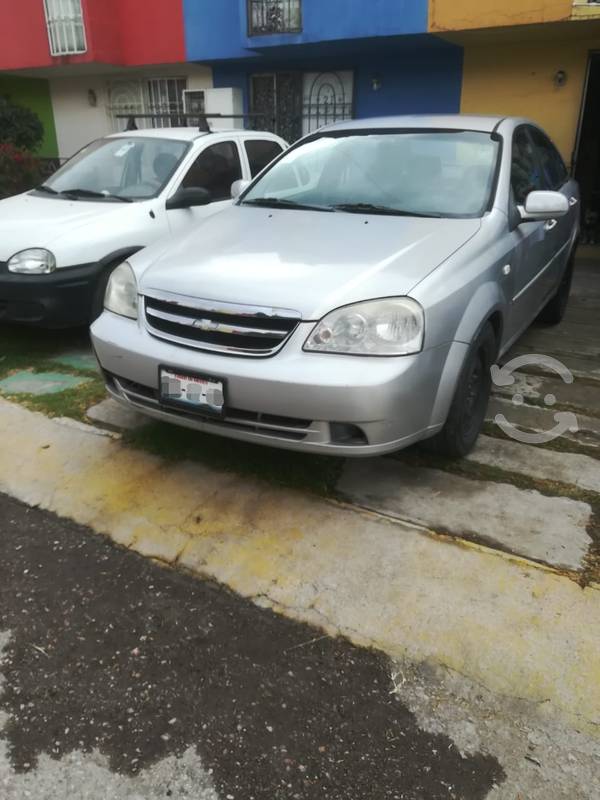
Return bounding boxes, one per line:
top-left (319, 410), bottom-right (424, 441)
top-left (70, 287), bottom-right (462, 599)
top-left (192, 318), bottom-right (221, 332)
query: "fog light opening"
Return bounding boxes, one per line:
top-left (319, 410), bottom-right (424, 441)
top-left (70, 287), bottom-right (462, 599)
top-left (330, 423), bottom-right (369, 446)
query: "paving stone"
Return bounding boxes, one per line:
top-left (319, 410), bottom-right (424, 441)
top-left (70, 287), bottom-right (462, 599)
top-left (486, 397), bottom-right (600, 449)
top-left (51, 351), bottom-right (99, 373)
top-left (337, 459), bottom-right (593, 571)
top-left (468, 435), bottom-right (600, 494)
top-left (86, 398), bottom-right (148, 432)
top-left (0, 371), bottom-right (92, 396)
top-left (492, 371), bottom-right (600, 415)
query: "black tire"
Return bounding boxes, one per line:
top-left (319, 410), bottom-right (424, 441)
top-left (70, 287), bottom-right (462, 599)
top-left (426, 322), bottom-right (497, 458)
top-left (537, 257), bottom-right (574, 325)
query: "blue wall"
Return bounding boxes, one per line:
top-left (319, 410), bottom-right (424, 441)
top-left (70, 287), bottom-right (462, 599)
top-left (184, 0), bottom-right (429, 61)
top-left (353, 41), bottom-right (463, 117)
top-left (211, 37), bottom-right (464, 128)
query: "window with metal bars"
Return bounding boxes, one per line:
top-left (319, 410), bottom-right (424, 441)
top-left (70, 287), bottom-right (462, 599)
top-left (44, 0), bottom-right (87, 56)
top-left (248, 0), bottom-right (302, 35)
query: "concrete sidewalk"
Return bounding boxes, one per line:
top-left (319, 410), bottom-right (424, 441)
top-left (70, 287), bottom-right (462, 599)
top-left (0, 398), bottom-right (598, 744)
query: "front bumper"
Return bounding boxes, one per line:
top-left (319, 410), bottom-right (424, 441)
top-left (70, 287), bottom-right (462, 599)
top-left (91, 311), bottom-right (468, 457)
top-left (0, 261), bottom-right (102, 327)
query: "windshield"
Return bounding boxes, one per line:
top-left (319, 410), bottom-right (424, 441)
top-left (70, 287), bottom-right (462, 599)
top-left (242, 130), bottom-right (500, 217)
top-left (42, 137), bottom-right (190, 201)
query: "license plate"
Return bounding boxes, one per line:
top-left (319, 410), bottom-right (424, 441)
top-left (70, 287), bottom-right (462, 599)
top-left (159, 368), bottom-right (225, 416)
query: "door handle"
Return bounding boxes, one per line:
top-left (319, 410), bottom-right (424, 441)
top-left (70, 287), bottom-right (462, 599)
top-left (569, 196), bottom-right (578, 207)
top-left (545, 219), bottom-right (558, 231)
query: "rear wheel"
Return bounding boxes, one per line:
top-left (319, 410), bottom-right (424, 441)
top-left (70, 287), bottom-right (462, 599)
top-left (426, 322), bottom-right (497, 458)
top-left (538, 257), bottom-right (574, 325)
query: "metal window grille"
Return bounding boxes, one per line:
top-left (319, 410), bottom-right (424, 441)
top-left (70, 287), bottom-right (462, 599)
top-left (146, 78), bottom-right (188, 128)
top-left (44, 0), bottom-right (87, 56)
top-left (248, 0), bottom-right (302, 35)
top-left (107, 78), bottom-right (188, 132)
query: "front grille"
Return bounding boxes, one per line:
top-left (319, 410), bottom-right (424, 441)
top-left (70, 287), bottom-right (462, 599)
top-left (144, 290), bottom-right (301, 356)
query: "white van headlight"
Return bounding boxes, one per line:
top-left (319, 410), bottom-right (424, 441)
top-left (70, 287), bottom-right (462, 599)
top-left (304, 298), bottom-right (424, 356)
top-left (8, 248), bottom-right (56, 274)
top-left (104, 261), bottom-right (138, 320)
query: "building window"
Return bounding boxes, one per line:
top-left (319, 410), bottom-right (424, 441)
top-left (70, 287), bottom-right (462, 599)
top-left (248, 0), bottom-right (302, 36)
top-left (107, 78), bottom-right (188, 131)
top-left (146, 78), bottom-right (188, 128)
top-left (44, 0), bottom-right (87, 56)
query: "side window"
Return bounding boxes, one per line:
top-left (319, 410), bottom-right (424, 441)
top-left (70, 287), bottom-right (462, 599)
top-left (511, 128), bottom-right (543, 205)
top-left (181, 141), bottom-right (242, 201)
top-left (245, 139), bottom-right (284, 178)
top-left (529, 127), bottom-right (568, 190)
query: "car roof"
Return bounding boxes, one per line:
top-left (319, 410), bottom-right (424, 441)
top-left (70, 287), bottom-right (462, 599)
top-left (106, 127), bottom-right (282, 143)
top-left (321, 114), bottom-right (507, 134)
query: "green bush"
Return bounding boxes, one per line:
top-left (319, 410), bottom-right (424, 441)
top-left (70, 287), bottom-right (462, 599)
top-left (0, 96), bottom-right (44, 151)
top-left (0, 143), bottom-right (42, 199)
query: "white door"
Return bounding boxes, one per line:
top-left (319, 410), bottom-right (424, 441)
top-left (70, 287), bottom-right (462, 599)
top-left (302, 71), bottom-right (354, 136)
top-left (166, 140), bottom-right (244, 236)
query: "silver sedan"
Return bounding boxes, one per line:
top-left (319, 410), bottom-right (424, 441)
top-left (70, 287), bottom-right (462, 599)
top-left (91, 115), bottom-right (580, 457)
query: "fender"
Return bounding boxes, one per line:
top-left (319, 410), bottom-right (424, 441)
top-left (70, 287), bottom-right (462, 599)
top-left (453, 280), bottom-right (505, 350)
top-left (427, 282), bottom-right (505, 429)
top-left (98, 246), bottom-right (145, 270)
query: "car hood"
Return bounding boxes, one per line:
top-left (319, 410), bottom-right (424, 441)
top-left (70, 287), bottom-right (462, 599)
top-left (139, 206), bottom-right (481, 319)
top-left (0, 192), bottom-right (139, 261)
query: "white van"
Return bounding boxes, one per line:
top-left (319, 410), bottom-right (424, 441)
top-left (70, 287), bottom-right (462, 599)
top-left (0, 128), bottom-right (286, 327)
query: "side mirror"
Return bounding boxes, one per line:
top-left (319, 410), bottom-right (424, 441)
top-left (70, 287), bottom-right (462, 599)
top-left (519, 190), bottom-right (569, 222)
top-left (231, 179), bottom-right (251, 199)
top-left (166, 187), bottom-right (211, 210)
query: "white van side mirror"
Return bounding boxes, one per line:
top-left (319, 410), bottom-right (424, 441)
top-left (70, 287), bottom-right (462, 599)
top-left (231, 179), bottom-right (251, 199)
top-left (519, 190), bottom-right (569, 222)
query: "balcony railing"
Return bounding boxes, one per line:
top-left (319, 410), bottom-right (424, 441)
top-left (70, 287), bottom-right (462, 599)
top-left (248, 0), bottom-right (302, 35)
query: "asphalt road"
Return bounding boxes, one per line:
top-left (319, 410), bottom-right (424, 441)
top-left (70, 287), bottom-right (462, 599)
top-left (0, 492), bottom-right (503, 799)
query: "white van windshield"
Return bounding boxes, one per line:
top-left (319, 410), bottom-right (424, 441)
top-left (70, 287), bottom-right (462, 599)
top-left (42, 137), bottom-right (189, 201)
top-left (242, 130), bottom-right (499, 218)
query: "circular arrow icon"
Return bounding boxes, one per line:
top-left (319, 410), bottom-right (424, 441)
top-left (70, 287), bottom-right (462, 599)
top-left (491, 354), bottom-right (579, 445)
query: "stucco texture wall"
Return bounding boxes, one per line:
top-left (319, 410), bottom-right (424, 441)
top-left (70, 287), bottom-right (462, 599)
top-left (0, 75), bottom-right (58, 157)
top-left (429, 0), bottom-right (573, 32)
top-left (460, 38), bottom-right (594, 165)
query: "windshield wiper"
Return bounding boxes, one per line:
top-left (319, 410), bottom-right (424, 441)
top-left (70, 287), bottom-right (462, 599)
top-left (59, 188), bottom-right (133, 203)
top-left (35, 184), bottom-right (59, 195)
top-left (242, 197), bottom-right (334, 212)
top-left (333, 203), bottom-right (442, 218)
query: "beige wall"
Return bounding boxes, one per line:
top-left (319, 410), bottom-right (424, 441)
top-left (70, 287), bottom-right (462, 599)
top-left (50, 64), bottom-right (212, 158)
top-left (460, 38), bottom-right (597, 165)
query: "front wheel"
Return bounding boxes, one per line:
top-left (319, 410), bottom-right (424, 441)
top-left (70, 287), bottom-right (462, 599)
top-left (426, 322), bottom-right (497, 458)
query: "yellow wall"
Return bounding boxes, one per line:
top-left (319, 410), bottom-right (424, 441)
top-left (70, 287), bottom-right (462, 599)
top-left (460, 38), bottom-right (597, 165)
top-left (430, 0), bottom-right (572, 32)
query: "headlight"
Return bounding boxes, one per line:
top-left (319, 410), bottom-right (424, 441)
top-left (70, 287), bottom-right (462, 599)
top-left (104, 261), bottom-right (138, 320)
top-left (8, 248), bottom-right (56, 274)
top-left (304, 298), bottom-right (424, 356)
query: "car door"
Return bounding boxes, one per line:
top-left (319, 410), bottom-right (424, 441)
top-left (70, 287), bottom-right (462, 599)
top-left (166, 139), bottom-right (244, 236)
top-left (506, 125), bottom-right (549, 341)
top-left (528, 125), bottom-right (578, 287)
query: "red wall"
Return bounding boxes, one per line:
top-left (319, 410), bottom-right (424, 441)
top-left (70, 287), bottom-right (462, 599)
top-left (0, 0), bottom-right (186, 71)
top-left (118, 0), bottom-right (186, 65)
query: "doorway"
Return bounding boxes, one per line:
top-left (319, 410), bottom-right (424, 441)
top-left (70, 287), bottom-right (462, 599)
top-left (574, 53), bottom-right (600, 243)
top-left (250, 70), bottom-right (354, 144)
